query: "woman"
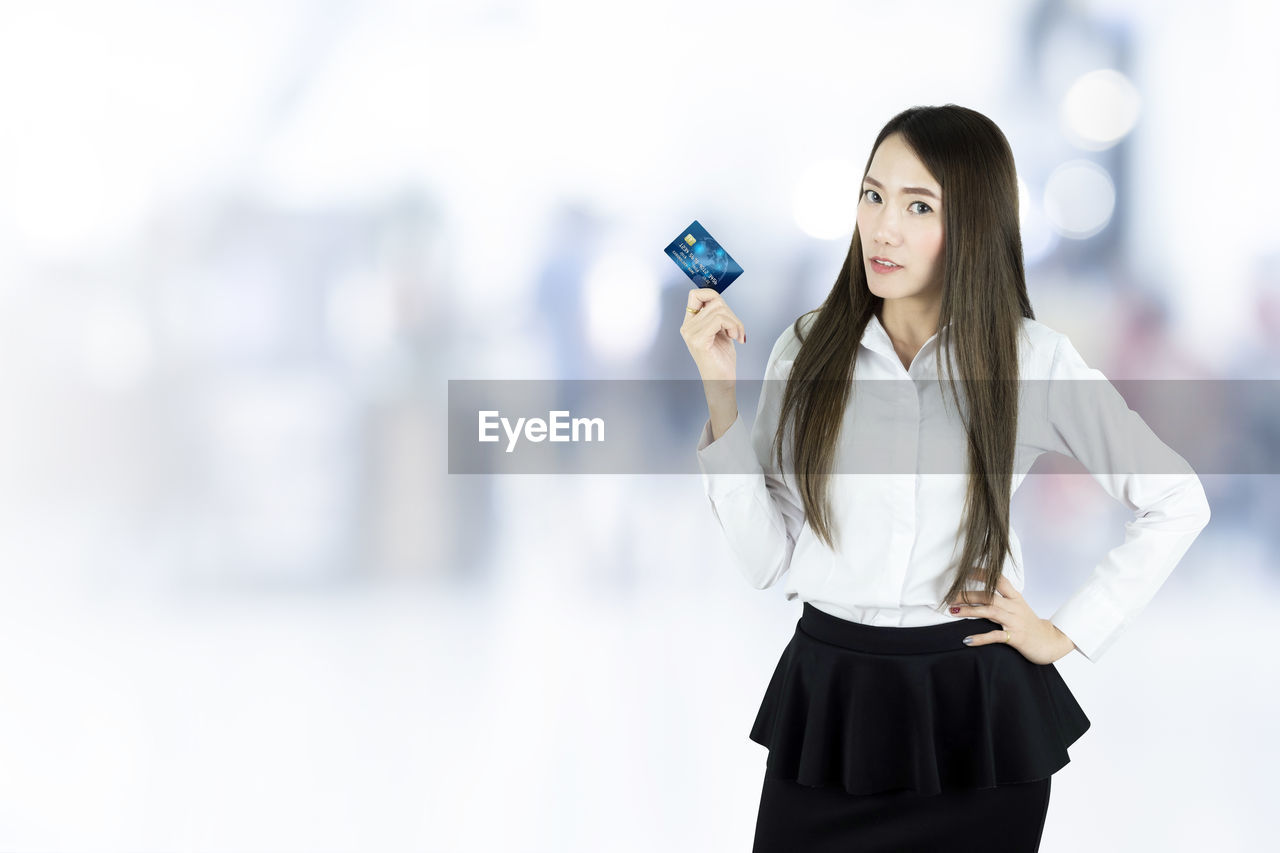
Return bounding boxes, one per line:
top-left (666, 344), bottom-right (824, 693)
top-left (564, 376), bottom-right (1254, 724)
top-left (680, 104), bottom-right (1211, 852)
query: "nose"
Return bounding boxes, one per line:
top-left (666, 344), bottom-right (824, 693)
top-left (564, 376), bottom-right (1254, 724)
top-left (872, 205), bottom-right (901, 248)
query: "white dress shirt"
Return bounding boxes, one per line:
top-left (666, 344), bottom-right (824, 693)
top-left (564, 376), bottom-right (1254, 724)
top-left (696, 310), bottom-right (1211, 663)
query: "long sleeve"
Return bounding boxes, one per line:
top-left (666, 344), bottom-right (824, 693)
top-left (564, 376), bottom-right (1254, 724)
top-left (695, 330), bottom-right (808, 590)
top-left (1042, 335), bottom-right (1212, 663)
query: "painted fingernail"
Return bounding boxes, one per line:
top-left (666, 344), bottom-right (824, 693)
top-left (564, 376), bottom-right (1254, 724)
top-left (949, 607), bottom-right (960, 614)
top-left (962, 636), bottom-right (974, 645)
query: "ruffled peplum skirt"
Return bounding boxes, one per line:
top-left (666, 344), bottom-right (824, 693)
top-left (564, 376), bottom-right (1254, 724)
top-left (749, 602), bottom-right (1091, 853)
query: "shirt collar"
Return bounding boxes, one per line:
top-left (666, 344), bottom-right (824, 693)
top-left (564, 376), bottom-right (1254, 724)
top-left (862, 311), bottom-right (951, 361)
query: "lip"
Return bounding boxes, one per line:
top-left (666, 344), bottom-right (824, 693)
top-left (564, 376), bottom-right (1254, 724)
top-left (869, 256), bottom-right (903, 274)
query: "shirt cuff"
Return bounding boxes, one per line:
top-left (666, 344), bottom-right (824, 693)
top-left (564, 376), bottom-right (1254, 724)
top-left (696, 414), bottom-right (762, 502)
top-left (1050, 585), bottom-right (1130, 664)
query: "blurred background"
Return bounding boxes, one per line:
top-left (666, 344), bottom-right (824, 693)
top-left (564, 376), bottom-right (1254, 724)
top-left (0, 0), bottom-right (1276, 850)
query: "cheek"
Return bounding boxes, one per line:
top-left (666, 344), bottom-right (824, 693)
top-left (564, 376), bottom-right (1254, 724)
top-left (920, 226), bottom-right (944, 262)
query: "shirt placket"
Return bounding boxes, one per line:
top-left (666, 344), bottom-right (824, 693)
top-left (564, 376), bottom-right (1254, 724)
top-left (878, 372), bottom-right (921, 625)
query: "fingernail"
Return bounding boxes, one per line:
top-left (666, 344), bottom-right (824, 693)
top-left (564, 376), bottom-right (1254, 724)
top-left (949, 607), bottom-right (960, 614)
top-left (962, 637), bottom-right (973, 645)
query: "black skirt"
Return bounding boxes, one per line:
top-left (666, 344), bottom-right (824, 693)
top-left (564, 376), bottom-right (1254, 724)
top-left (750, 602), bottom-right (1091, 852)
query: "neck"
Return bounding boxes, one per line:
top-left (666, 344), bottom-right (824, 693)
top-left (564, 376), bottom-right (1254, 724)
top-left (877, 297), bottom-right (941, 352)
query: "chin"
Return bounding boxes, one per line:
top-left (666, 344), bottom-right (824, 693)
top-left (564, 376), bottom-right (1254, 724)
top-left (866, 277), bottom-right (917, 300)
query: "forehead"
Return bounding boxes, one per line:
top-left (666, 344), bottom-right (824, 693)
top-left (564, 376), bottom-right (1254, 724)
top-left (866, 134), bottom-right (940, 193)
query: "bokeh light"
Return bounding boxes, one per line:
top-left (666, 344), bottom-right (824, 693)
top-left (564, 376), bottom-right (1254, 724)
top-left (1043, 159), bottom-right (1116, 239)
top-left (792, 158), bottom-right (860, 240)
top-left (1061, 68), bottom-right (1142, 150)
top-left (1017, 173), bottom-right (1059, 265)
top-left (584, 251), bottom-right (660, 363)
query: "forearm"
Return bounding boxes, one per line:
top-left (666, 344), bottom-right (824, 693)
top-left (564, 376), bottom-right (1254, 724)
top-left (703, 382), bottom-right (738, 442)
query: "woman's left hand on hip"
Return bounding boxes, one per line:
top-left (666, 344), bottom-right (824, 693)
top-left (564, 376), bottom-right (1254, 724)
top-left (948, 574), bottom-right (1075, 665)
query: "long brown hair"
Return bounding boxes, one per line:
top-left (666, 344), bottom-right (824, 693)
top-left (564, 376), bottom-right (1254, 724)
top-left (771, 104), bottom-right (1035, 613)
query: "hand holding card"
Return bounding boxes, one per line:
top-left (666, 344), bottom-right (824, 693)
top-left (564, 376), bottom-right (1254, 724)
top-left (681, 282), bottom-right (745, 437)
top-left (680, 281), bottom-right (746, 391)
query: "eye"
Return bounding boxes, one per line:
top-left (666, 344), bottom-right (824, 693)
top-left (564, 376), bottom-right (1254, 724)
top-left (861, 189), bottom-right (933, 214)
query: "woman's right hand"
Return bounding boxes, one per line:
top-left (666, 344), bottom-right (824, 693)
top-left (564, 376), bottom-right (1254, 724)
top-left (680, 287), bottom-right (746, 383)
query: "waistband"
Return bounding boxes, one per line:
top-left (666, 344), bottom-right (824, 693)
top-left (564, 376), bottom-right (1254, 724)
top-left (799, 601), bottom-right (1004, 654)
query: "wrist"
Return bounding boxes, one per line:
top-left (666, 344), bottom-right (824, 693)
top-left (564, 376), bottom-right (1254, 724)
top-left (702, 378), bottom-right (737, 402)
top-left (1048, 620), bottom-right (1076, 661)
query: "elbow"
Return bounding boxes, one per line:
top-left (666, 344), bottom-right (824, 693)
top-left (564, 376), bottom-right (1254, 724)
top-left (1191, 478), bottom-right (1212, 531)
top-left (737, 527), bottom-right (793, 589)
top-left (742, 545), bottom-right (794, 590)
top-left (1195, 500), bottom-right (1211, 534)
top-left (750, 560), bottom-right (789, 590)
top-left (1159, 474), bottom-right (1212, 533)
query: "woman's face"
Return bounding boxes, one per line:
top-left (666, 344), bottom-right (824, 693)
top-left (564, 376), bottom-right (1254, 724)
top-left (856, 132), bottom-right (945, 307)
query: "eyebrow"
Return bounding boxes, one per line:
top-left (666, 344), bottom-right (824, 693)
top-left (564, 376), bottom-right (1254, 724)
top-left (863, 176), bottom-right (940, 200)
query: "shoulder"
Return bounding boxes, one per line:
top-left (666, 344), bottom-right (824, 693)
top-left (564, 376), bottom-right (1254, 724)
top-left (1016, 316), bottom-right (1108, 382)
top-left (1017, 315), bottom-right (1063, 353)
top-left (1016, 316), bottom-right (1074, 377)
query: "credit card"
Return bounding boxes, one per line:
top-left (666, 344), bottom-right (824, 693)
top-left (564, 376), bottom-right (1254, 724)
top-left (663, 220), bottom-right (743, 293)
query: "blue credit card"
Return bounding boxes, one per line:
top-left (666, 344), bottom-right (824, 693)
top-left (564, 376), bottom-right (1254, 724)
top-left (663, 220), bottom-right (743, 293)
